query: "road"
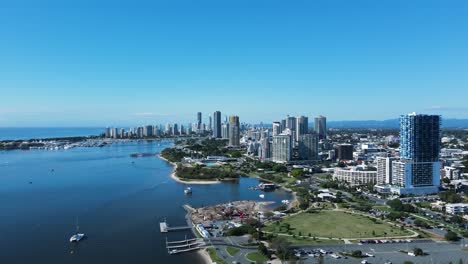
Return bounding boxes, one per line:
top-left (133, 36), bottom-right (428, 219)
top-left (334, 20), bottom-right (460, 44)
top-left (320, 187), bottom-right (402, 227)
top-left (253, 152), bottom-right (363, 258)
top-left (297, 241), bottom-right (468, 264)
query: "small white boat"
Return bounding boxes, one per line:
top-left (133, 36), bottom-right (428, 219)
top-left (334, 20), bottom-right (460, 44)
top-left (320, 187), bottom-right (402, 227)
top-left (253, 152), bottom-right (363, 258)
top-left (259, 194), bottom-right (265, 199)
top-left (282, 199), bottom-right (290, 204)
top-left (184, 187), bottom-right (192, 194)
top-left (70, 233), bottom-right (85, 243)
top-left (70, 219), bottom-right (84, 243)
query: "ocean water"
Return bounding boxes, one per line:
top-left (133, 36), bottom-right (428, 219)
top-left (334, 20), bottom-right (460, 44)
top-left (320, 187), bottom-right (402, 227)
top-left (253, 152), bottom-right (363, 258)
top-left (0, 127), bottom-right (104, 140)
top-left (0, 140), bottom-right (292, 264)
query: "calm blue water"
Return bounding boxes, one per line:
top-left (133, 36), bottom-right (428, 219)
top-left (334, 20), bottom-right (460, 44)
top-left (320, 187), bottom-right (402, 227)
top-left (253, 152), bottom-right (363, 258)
top-left (0, 141), bottom-right (291, 264)
top-left (0, 127), bottom-right (103, 140)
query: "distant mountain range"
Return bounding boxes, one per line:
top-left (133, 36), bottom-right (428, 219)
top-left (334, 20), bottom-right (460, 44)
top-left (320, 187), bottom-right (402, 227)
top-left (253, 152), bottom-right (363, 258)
top-left (327, 118), bottom-right (468, 129)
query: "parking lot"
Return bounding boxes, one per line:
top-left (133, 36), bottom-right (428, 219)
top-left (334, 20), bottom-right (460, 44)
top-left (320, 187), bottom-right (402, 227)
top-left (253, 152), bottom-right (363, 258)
top-left (294, 241), bottom-right (468, 264)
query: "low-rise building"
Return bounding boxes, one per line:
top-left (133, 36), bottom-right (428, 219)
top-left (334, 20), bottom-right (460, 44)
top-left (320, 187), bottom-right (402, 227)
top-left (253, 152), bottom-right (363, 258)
top-left (445, 203), bottom-right (468, 215)
top-left (333, 167), bottom-right (377, 186)
top-left (430, 201), bottom-right (446, 211)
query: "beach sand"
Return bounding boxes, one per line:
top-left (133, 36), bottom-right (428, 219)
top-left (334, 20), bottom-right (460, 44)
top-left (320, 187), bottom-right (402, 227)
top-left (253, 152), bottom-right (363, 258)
top-left (197, 248), bottom-right (212, 264)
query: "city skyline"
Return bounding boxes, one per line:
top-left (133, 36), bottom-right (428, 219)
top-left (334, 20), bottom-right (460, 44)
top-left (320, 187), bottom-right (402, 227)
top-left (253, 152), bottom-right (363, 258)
top-left (1, 1), bottom-right (468, 127)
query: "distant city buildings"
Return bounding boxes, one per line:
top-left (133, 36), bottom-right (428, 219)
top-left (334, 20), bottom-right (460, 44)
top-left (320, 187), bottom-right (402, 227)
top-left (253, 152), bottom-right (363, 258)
top-left (314, 115), bottom-right (327, 140)
top-left (286, 115), bottom-right (297, 141)
top-left (335, 144), bottom-right (353, 161)
top-left (221, 123), bottom-right (229, 139)
top-left (298, 133), bottom-right (318, 161)
top-left (258, 136), bottom-right (272, 161)
top-left (228, 115), bottom-right (240, 146)
top-left (272, 134), bottom-right (292, 163)
top-left (272, 122), bottom-right (281, 136)
top-left (296, 116), bottom-right (308, 142)
top-left (197, 112), bottom-right (202, 131)
top-left (213, 111), bottom-right (222, 138)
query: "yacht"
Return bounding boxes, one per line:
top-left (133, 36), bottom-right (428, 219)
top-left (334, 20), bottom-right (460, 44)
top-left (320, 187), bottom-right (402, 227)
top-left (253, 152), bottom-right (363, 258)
top-left (70, 233), bottom-right (85, 243)
top-left (184, 187), bottom-right (192, 194)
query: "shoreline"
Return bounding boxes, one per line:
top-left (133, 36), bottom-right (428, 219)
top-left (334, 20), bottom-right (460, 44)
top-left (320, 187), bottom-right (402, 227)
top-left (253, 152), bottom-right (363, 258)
top-left (160, 150), bottom-right (297, 264)
top-left (158, 154), bottom-right (221, 185)
top-left (158, 153), bottom-right (298, 205)
top-left (197, 249), bottom-right (212, 264)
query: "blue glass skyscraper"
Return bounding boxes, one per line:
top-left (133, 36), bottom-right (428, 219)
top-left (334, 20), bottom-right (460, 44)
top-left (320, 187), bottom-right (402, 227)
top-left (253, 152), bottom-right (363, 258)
top-left (391, 113), bottom-right (441, 195)
top-left (400, 113), bottom-right (441, 162)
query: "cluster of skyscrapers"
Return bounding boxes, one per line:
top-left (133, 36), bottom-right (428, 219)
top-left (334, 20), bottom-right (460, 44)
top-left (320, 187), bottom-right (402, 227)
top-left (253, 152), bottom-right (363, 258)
top-left (104, 111), bottom-right (445, 196)
top-left (246, 115), bottom-right (327, 164)
top-left (376, 113), bottom-right (441, 195)
top-left (104, 123), bottom-right (193, 139)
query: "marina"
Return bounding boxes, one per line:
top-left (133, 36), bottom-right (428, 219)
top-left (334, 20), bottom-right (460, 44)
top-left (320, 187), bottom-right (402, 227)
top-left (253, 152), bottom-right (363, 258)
top-left (165, 237), bottom-right (206, 254)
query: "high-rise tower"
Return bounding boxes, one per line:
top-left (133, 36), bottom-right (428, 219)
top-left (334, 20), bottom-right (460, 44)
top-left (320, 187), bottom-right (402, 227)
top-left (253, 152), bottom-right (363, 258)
top-left (213, 111), bottom-right (222, 138)
top-left (314, 115), bottom-right (327, 140)
top-left (228, 115), bottom-right (240, 146)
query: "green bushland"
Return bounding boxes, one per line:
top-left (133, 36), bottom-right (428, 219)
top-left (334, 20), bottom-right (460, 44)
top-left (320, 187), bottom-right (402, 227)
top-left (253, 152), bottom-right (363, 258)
top-left (160, 148), bottom-right (186, 162)
top-left (176, 165), bottom-right (239, 180)
top-left (183, 138), bottom-right (229, 156)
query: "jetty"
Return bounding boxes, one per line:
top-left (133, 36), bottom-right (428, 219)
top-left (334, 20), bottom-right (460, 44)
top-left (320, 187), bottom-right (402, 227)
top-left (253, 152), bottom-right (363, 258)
top-left (165, 237), bottom-right (206, 254)
top-left (159, 221), bottom-right (192, 233)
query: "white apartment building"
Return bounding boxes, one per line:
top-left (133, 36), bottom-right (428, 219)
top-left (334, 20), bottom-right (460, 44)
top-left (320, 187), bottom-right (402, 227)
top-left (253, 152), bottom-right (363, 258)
top-left (333, 167), bottom-right (377, 186)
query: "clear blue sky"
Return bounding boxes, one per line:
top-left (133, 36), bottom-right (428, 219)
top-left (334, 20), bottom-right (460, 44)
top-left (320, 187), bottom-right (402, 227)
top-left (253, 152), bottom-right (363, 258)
top-left (1, 0), bottom-right (467, 127)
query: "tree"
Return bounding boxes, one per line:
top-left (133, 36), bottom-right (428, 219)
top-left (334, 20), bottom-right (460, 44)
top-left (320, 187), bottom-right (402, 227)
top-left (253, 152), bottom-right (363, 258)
top-left (229, 151), bottom-right (242, 158)
top-left (403, 262), bottom-right (414, 264)
top-left (414, 219), bottom-right (430, 228)
top-left (462, 230), bottom-right (468, 238)
top-left (291, 169), bottom-right (304, 178)
top-left (413, 247), bottom-right (424, 256)
top-left (450, 215), bottom-right (465, 225)
top-left (351, 250), bottom-right (362, 257)
top-left (272, 164), bottom-right (288, 173)
top-left (270, 237), bottom-right (291, 260)
top-left (258, 243), bottom-right (269, 257)
top-left (439, 191), bottom-right (463, 203)
top-left (445, 230), bottom-right (460, 241)
top-left (387, 198), bottom-right (416, 213)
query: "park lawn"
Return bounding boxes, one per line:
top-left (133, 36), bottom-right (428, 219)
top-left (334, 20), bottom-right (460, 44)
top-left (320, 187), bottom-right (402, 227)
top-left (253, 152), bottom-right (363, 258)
top-left (226, 246), bottom-right (240, 256)
top-left (265, 210), bottom-right (410, 239)
top-left (246, 251), bottom-right (269, 263)
top-left (280, 236), bottom-right (344, 246)
top-left (207, 247), bottom-right (228, 264)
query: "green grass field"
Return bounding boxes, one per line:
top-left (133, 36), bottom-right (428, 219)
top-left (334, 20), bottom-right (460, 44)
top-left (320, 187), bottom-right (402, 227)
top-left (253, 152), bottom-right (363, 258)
top-left (245, 251), bottom-right (269, 263)
top-left (207, 247), bottom-right (228, 264)
top-left (226, 246), bottom-right (240, 256)
top-left (265, 210), bottom-right (410, 239)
